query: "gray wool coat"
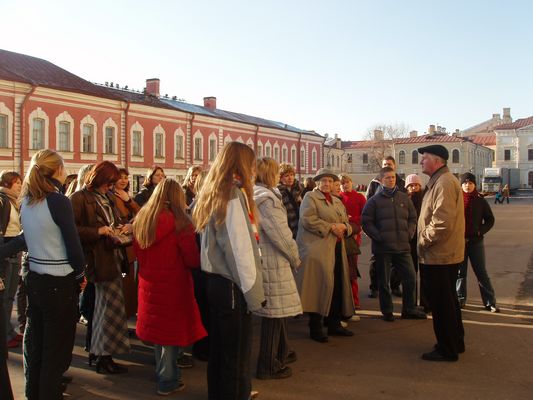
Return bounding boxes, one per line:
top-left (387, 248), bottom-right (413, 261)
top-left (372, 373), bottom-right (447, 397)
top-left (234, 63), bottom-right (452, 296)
top-left (253, 184), bottom-right (303, 318)
top-left (295, 188), bottom-right (355, 317)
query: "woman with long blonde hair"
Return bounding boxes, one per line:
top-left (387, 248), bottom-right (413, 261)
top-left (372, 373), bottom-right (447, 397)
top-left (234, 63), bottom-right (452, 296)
top-left (20, 149), bottom-right (85, 399)
top-left (182, 165), bottom-right (202, 206)
top-left (193, 141), bottom-right (265, 400)
top-left (133, 178), bottom-right (206, 396)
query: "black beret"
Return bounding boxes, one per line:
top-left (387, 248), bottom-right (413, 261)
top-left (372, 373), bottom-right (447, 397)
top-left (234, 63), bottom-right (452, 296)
top-left (460, 172), bottom-right (476, 185)
top-left (417, 145), bottom-right (449, 161)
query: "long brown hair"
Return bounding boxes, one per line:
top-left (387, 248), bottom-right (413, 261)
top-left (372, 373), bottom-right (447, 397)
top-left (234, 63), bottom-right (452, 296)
top-left (21, 149), bottom-right (64, 205)
top-left (193, 142), bottom-right (256, 232)
top-left (142, 165), bottom-right (165, 188)
top-left (133, 178), bottom-right (189, 249)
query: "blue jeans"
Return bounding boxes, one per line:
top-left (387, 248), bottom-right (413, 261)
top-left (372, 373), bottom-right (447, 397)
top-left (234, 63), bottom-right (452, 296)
top-left (375, 252), bottom-right (416, 314)
top-left (154, 345), bottom-right (182, 393)
top-left (456, 239), bottom-right (496, 307)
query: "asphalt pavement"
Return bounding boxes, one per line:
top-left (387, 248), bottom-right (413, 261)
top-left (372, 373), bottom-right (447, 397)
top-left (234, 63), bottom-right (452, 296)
top-left (6, 194), bottom-right (533, 399)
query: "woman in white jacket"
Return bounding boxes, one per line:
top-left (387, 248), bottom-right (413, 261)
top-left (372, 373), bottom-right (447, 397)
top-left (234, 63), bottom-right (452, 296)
top-left (253, 157), bottom-right (302, 380)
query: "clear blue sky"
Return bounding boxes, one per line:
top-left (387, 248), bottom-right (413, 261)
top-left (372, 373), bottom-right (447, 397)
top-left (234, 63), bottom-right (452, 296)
top-left (2, 0), bottom-right (532, 139)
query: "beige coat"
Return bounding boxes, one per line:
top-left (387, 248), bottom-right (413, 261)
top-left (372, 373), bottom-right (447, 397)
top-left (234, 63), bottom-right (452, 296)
top-left (295, 189), bottom-right (354, 317)
top-left (418, 166), bottom-right (465, 265)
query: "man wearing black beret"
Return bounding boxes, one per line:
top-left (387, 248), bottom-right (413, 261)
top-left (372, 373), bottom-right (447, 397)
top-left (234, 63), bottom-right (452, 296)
top-left (417, 145), bottom-right (465, 362)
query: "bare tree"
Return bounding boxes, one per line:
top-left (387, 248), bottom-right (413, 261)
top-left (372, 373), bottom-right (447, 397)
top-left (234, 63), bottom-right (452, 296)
top-left (363, 123), bottom-right (410, 172)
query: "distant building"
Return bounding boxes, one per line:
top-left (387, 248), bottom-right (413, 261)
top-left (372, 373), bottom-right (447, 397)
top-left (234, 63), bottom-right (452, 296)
top-left (323, 134), bottom-right (344, 174)
top-left (0, 49), bottom-right (323, 191)
top-left (342, 125), bottom-right (493, 185)
top-left (493, 116), bottom-right (533, 187)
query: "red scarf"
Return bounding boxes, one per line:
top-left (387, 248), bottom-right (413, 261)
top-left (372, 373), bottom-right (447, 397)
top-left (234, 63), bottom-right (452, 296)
top-left (463, 189), bottom-right (478, 237)
top-left (321, 191), bottom-right (333, 204)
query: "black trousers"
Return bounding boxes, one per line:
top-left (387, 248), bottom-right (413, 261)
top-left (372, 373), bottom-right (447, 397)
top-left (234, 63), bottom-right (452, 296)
top-left (24, 271), bottom-right (78, 400)
top-left (207, 274), bottom-right (252, 400)
top-left (420, 263), bottom-right (464, 357)
top-left (257, 317), bottom-right (289, 376)
top-left (0, 293), bottom-right (14, 400)
top-left (192, 269), bottom-right (210, 359)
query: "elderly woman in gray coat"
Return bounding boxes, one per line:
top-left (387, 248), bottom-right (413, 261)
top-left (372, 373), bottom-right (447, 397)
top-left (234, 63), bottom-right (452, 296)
top-left (253, 158), bottom-right (302, 380)
top-left (296, 168), bottom-right (354, 343)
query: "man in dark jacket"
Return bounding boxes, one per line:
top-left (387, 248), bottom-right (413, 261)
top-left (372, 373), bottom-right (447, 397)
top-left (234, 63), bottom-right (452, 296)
top-left (362, 167), bottom-right (427, 322)
top-left (365, 156), bottom-right (405, 297)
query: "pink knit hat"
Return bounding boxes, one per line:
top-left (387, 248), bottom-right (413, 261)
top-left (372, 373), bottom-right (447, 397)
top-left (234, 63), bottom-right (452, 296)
top-left (405, 174), bottom-right (422, 188)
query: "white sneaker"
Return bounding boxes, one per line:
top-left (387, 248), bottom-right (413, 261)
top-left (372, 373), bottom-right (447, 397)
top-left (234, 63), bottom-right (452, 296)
top-left (340, 321), bottom-right (348, 328)
top-left (349, 315), bottom-right (361, 322)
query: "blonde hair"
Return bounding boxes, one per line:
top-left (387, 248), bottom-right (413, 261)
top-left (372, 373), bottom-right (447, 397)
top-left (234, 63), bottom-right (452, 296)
top-left (338, 173), bottom-right (352, 183)
top-left (182, 165), bottom-right (203, 189)
top-left (21, 149), bottom-right (64, 205)
top-left (133, 178), bottom-right (189, 249)
top-left (279, 162), bottom-right (295, 177)
top-left (193, 142), bottom-right (256, 232)
top-left (256, 157), bottom-right (279, 188)
top-left (193, 170), bottom-right (206, 194)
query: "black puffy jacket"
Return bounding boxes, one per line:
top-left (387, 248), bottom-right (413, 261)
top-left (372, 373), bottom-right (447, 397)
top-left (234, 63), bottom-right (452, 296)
top-left (361, 189), bottom-right (417, 254)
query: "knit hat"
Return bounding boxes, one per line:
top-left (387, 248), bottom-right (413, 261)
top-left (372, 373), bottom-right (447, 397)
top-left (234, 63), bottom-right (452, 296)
top-left (460, 172), bottom-right (476, 186)
top-left (404, 174), bottom-right (422, 188)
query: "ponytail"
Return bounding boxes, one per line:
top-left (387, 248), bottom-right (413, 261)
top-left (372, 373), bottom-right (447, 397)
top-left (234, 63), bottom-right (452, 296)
top-left (21, 149), bottom-right (64, 205)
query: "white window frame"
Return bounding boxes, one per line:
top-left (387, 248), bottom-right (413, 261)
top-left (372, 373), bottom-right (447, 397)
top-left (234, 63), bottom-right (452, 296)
top-left (153, 124), bottom-right (166, 160)
top-left (0, 102), bottom-right (14, 155)
top-left (102, 117), bottom-right (118, 158)
top-left (312, 148), bottom-right (317, 170)
top-left (452, 148), bottom-right (460, 164)
top-left (257, 141), bottom-right (263, 157)
top-left (28, 107), bottom-right (49, 152)
top-left (193, 130), bottom-right (203, 162)
top-left (224, 135), bottom-right (232, 145)
top-left (265, 141), bottom-right (272, 158)
top-left (282, 144), bottom-right (288, 163)
top-left (291, 145), bottom-right (297, 164)
top-left (398, 150), bottom-right (406, 164)
top-left (300, 146), bottom-right (306, 168)
top-left (130, 121), bottom-right (144, 160)
top-left (79, 115), bottom-right (97, 158)
top-left (55, 111), bottom-right (74, 154)
top-left (174, 128), bottom-right (185, 160)
top-left (273, 143), bottom-right (280, 162)
top-left (208, 133), bottom-right (218, 162)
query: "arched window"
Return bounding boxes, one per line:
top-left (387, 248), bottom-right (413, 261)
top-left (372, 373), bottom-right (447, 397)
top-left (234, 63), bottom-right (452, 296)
top-left (398, 150), bottom-right (406, 164)
top-left (411, 150), bottom-right (418, 164)
top-left (452, 149), bottom-right (460, 164)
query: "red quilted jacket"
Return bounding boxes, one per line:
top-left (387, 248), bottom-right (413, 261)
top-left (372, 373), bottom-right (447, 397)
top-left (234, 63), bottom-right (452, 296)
top-left (134, 211), bottom-right (206, 346)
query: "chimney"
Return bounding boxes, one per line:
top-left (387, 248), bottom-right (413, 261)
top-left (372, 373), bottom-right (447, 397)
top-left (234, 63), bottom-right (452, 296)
top-left (492, 113), bottom-right (501, 120)
top-left (203, 96), bottom-right (217, 110)
top-left (409, 130), bottom-right (418, 138)
top-left (503, 107), bottom-right (512, 123)
top-left (146, 78), bottom-right (160, 97)
top-left (374, 129), bottom-right (384, 141)
top-left (428, 125), bottom-right (436, 135)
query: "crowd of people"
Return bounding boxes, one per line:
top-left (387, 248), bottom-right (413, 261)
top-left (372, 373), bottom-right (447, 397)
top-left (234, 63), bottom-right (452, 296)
top-left (0, 142), bottom-right (503, 399)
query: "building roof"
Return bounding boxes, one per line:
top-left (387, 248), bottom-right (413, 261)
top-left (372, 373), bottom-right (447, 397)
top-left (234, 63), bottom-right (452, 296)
top-left (469, 134), bottom-right (496, 146)
top-left (395, 133), bottom-right (464, 144)
top-left (160, 98), bottom-right (321, 137)
top-left (494, 116), bottom-right (533, 130)
top-left (0, 49), bottom-right (120, 100)
top-left (0, 48), bottom-right (322, 138)
top-left (342, 140), bottom-right (391, 149)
